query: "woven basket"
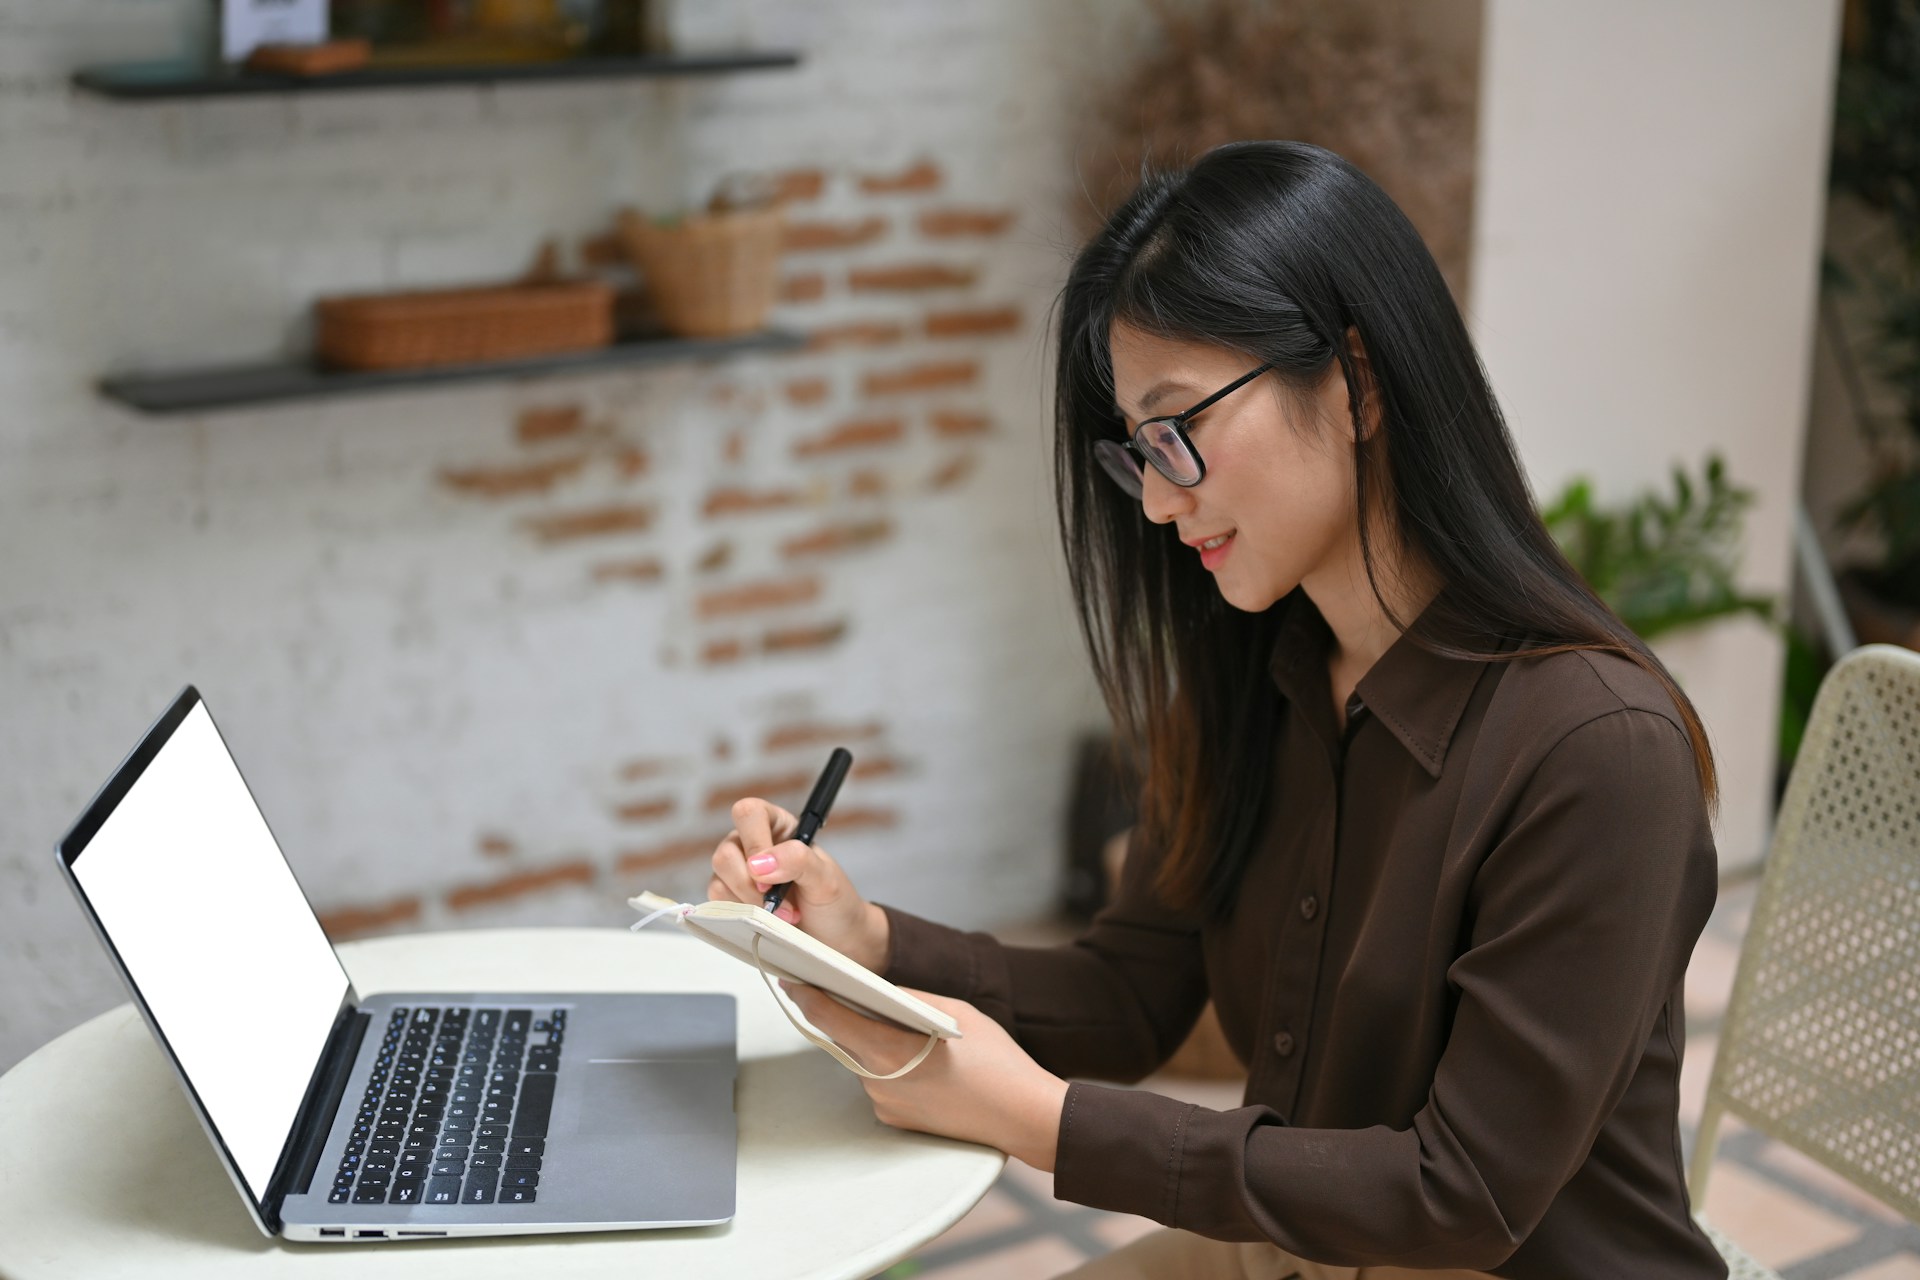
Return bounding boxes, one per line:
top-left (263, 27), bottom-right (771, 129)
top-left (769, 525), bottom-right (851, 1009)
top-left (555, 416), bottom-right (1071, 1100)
top-left (315, 280), bottom-right (614, 371)
top-left (618, 206), bottom-right (784, 339)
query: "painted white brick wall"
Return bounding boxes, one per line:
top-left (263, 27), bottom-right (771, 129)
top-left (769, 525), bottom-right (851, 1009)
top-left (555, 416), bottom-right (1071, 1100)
top-left (0, 0), bottom-right (1143, 1071)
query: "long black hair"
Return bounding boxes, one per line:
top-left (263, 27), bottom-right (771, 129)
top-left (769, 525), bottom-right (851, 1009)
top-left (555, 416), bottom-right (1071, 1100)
top-left (1055, 140), bottom-right (1716, 919)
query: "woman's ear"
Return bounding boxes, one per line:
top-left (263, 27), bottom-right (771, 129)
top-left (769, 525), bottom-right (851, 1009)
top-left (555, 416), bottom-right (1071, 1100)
top-left (1345, 326), bottom-right (1382, 443)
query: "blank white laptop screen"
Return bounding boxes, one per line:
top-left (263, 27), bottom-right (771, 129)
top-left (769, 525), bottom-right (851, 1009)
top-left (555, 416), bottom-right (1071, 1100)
top-left (67, 701), bottom-right (349, 1200)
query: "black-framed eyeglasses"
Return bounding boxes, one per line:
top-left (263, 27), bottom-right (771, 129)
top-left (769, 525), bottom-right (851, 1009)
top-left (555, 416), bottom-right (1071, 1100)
top-left (1094, 363), bottom-right (1274, 499)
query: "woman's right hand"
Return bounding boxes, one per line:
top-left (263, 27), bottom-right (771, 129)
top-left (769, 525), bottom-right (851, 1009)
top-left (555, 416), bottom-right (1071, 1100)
top-left (708, 796), bottom-right (891, 973)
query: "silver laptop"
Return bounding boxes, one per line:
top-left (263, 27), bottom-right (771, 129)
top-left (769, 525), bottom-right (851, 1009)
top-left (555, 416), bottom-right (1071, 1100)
top-left (55, 686), bottom-right (737, 1242)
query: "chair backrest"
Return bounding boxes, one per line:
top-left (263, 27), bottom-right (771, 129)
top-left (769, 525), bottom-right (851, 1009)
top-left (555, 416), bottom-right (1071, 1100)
top-left (1688, 644), bottom-right (1920, 1223)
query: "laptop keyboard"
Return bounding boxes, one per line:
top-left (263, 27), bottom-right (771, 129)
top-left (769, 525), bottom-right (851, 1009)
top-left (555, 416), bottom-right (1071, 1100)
top-left (328, 1005), bottom-right (566, 1208)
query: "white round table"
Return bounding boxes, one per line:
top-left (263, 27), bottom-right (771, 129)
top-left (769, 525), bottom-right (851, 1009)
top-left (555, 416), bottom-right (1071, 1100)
top-left (0, 927), bottom-right (1004, 1279)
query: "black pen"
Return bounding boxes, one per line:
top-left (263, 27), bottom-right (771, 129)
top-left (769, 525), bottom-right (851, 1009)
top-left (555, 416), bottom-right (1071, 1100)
top-left (762, 747), bottom-right (853, 915)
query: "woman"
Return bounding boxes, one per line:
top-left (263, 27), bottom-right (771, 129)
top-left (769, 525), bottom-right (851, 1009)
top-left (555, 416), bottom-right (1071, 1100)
top-left (707, 141), bottom-right (1726, 1279)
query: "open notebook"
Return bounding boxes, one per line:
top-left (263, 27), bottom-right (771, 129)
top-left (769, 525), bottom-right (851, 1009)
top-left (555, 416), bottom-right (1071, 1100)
top-left (630, 892), bottom-right (961, 1079)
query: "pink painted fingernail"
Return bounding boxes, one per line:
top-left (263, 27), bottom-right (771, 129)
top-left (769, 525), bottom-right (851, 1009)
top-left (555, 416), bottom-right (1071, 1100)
top-left (747, 853), bottom-right (777, 873)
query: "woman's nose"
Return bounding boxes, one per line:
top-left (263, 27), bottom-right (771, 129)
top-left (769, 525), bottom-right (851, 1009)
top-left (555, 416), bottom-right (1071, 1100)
top-left (1138, 463), bottom-right (1193, 525)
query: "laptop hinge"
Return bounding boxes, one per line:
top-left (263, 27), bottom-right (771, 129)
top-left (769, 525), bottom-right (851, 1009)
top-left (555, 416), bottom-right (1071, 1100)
top-left (262, 995), bottom-right (369, 1230)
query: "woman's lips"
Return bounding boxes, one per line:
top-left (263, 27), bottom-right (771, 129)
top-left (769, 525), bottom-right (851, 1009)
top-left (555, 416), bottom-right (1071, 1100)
top-left (1199, 531), bottom-right (1235, 570)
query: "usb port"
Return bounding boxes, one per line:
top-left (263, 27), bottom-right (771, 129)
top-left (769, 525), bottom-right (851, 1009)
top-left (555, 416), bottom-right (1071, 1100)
top-left (319, 1228), bottom-right (344, 1238)
top-left (355, 1230), bottom-right (385, 1239)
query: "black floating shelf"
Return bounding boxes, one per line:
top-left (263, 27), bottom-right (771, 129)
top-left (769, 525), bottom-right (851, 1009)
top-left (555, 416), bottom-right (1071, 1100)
top-left (101, 330), bottom-right (806, 415)
top-left (72, 51), bottom-right (801, 100)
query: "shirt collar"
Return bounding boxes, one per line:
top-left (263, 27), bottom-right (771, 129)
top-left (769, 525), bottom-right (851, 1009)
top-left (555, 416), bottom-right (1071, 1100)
top-left (1266, 588), bottom-right (1487, 779)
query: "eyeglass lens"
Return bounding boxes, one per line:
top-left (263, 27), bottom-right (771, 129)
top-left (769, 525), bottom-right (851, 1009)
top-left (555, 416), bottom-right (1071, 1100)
top-left (1094, 421), bottom-right (1201, 498)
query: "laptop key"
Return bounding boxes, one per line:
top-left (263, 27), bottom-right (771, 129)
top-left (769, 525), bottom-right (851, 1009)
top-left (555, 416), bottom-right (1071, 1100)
top-left (501, 1187), bottom-right (537, 1204)
top-left (463, 1174), bottom-right (498, 1204)
top-left (390, 1182), bottom-right (421, 1205)
top-left (352, 1183), bottom-right (388, 1204)
top-left (473, 1137), bottom-right (505, 1154)
top-left (507, 1138), bottom-right (544, 1158)
top-left (468, 1153), bottom-right (502, 1169)
top-left (425, 1177), bottom-right (462, 1204)
top-left (328, 1187), bottom-right (351, 1204)
top-left (503, 1153), bottom-right (543, 1172)
top-left (501, 1170), bottom-right (539, 1189)
top-left (475, 1122), bottom-right (509, 1140)
top-left (431, 1159), bottom-right (465, 1177)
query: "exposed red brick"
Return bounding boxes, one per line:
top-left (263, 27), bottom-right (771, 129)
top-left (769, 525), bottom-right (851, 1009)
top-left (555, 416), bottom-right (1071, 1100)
top-left (620, 757), bottom-right (676, 781)
top-left (701, 638), bottom-right (747, 665)
top-left (806, 321), bottom-right (906, 351)
top-left (698, 576), bottom-right (822, 619)
top-left (764, 720), bottom-right (885, 752)
top-left (318, 895), bottom-right (423, 941)
top-left (615, 797), bottom-right (677, 823)
top-left (445, 859), bottom-right (595, 913)
top-left (784, 216), bottom-right (887, 252)
top-left (849, 264), bottom-right (977, 292)
top-left (772, 168), bottom-right (827, 203)
top-left (917, 208), bottom-right (1016, 238)
top-left (925, 306), bottom-right (1021, 339)
top-left (781, 518), bottom-right (895, 559)
top-left (703, 486), bottom-right (805, 518)
top-left (786, 378), bottom-right (831, 407)
top-left (862, 360), bottom-right (980, 397)
top-left (478, 834), bottom-right (517, 858)
top-left (930, 410), bottom-right (993, 438)
top-left (781, 273), bottom-right (827, 303)
top-left (823, 807), bottom-right (901, 832)
top-left (517, 404), bottom-right (585, 444)
top-left (610, 444), bottom-right (649, 479)
top-left (793, 417), bottom-right (905, 458)
top-left (704, 769), bottom-right (818, 812)
top-left (858, 160), bottom-right (942, 194)
top-left (929, 453), bottom-right (979, 491)
top-left (848, 469), bottom-right (888, 498)
top-left (590, 557), bottom-right (664, 584)
top-left (696, 540), bottom-right (734, 573)
top-left (523, 503), bottom-right (655, 542)
top-left (440, 454), bottom-right (588, 497)
top-left (763, 619), bottom-right (849, 654)
top-left (578, 228), bottom-right (625, 268)
top-left (617, 837), bottom-right (720, 876)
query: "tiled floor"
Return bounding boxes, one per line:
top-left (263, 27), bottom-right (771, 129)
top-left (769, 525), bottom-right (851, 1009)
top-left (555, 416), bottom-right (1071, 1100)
top-left (872, 879), bottom-right (1920, 1279)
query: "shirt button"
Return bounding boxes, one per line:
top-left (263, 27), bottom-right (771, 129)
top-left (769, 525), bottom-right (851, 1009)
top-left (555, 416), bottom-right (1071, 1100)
top-left (1272, 1031), bottom-right (1295, 1057)
top-left (1299, 894), bottom-right (1319, 921)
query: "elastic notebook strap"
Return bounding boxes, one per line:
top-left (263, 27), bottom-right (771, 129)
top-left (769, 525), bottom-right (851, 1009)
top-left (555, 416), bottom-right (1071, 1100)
top-left (751, 933), bottom-right (941, 1080)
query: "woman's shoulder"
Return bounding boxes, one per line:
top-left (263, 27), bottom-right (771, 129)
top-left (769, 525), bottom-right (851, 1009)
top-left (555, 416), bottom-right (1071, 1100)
top-left (1481, 644), bottom-right (1692, 762)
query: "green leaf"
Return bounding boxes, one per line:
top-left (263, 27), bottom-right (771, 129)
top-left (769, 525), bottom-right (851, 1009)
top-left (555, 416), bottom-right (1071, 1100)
top-left (1542, 453), bottom-right (1774, 641)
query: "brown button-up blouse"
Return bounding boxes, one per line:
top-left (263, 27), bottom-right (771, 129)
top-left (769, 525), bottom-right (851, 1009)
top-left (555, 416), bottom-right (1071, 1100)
top-left (878, 591), bottom-right (1725, 1278)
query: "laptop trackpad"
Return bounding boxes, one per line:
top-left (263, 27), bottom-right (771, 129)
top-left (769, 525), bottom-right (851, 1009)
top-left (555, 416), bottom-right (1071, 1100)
top-left (573, 1058), bottom-right (728, 1136)
top-left (544, 1058), bottom-right (736, 1222)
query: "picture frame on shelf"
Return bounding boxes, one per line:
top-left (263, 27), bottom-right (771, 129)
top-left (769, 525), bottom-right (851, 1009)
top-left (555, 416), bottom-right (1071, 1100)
top-left (221, 0), bottom-right (328, 63)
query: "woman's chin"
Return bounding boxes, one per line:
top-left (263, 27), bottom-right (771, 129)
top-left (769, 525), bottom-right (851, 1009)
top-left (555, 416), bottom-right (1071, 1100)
top-left (1213, 571), bottom-right (1291, 614)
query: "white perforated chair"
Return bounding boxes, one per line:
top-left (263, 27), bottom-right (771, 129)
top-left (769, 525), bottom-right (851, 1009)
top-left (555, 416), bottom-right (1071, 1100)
top-left (1688, 644), bottom-right (1920, 1278)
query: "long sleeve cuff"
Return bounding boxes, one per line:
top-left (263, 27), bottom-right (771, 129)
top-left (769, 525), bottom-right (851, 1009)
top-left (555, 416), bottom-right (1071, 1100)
top-left (1054, 1081), bottom-right (1202, 1226)
top-left (876, 902), bottom-right (988, 1002)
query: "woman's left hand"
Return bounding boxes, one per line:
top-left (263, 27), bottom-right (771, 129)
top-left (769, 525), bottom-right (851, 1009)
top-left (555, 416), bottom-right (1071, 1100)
top-left (778, 980), bottom-right (1071, 1171)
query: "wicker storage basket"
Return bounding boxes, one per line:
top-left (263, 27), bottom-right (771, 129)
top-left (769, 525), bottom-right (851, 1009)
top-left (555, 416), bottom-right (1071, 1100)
top-left (618, 206), bottom-right (784, 339)
top-left (315, 280), bottom-right (615, 371)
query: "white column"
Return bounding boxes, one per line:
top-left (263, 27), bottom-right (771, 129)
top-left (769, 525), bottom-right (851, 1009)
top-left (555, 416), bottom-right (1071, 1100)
top-left (1468, 0), bottom-right (1843, 871)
